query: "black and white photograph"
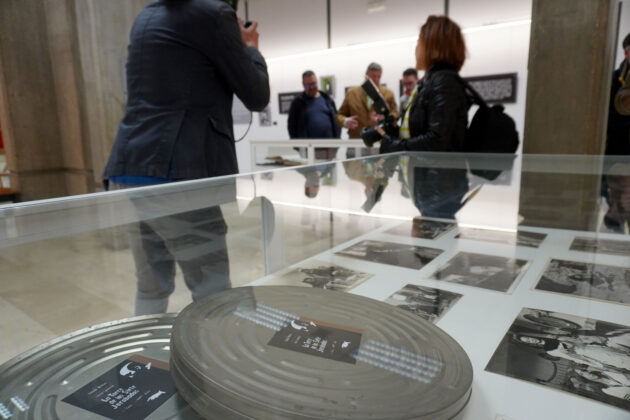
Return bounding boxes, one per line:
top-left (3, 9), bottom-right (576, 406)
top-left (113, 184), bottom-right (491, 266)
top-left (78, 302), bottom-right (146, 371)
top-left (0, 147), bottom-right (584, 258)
top-left (258, 105), bottom-right (272, 126)
top-left (456, 227), bottom-right (547, 248)
top-left (335, 240), bottom-right (443, 270)
top-left (462, 73), bottom-right (517, 104)
top-left (264, 260), bottom-right (371, 292)
top-left (278, 91), bottom-right (302, 114)
top-left (486, 308), bottom-right (630, 412)
top-left (535, 259), bottom-right (630, 306)
top-left (570, 236), bottom-right (630, 257)
top-left (385, 284), bottom-right (462, 323)
top-left (386, 218), bottom-right (456, 240)
top-left (430, 252), bottom-right (529, 293)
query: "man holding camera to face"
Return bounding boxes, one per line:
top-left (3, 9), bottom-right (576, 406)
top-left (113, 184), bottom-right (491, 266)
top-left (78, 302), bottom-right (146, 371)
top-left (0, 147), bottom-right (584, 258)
top-left (103, 0), bottom-right (270, 315)
top-left (336, 63), bottom-right (399, 139)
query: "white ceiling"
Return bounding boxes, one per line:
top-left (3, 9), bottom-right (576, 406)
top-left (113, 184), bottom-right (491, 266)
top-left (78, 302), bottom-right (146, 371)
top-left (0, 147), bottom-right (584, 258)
top-left (246, 0), bottom-right (534, 58)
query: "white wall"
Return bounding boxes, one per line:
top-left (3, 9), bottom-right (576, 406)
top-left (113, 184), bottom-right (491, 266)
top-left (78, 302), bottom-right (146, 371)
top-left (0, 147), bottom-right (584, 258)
top-left (236, 0), bottom-right (533, 173)
top-left (248, 0), bottom-right (328, 57)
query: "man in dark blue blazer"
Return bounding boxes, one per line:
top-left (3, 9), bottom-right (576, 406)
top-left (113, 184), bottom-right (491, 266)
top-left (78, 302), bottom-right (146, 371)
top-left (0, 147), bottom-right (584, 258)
top-left (103, 0), bottom-right (270, 315)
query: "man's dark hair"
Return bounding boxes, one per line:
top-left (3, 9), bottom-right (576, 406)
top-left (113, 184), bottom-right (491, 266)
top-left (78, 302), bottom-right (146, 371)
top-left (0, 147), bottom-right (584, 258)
top-left (403, 67), bottom-right (418, 78)
top-left (302, 70), bottom-right (315, 79)
top-left (623, 33), bottom-right (630, 49)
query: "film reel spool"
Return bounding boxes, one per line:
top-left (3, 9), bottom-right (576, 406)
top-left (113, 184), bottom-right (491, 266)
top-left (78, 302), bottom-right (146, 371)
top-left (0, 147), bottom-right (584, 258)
top-left (0, 314), bottom-right (202, 420)
top-left (171, 286), bottom-right (473, 420)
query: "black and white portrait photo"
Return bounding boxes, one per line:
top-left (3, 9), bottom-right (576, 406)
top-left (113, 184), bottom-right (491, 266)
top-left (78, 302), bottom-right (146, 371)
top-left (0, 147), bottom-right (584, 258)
top-left (386, 218), bottom-right (456, 240)
top-left (535, 259), bottom-right (630, 305)
top-left (265, 260), bottom-right (372, 292)
top-left (486, 308), bottom-right (630, 412)
top-left (385, 284), bottom-right (462, 323)
top-left (430, 252), bottom-right (529, 293)
top-left (336, 240), bottom-right (443, 270)
top-left (456, 227), bottom-right (547, 248)
top-left (570, 237), bottom-right (630, 257)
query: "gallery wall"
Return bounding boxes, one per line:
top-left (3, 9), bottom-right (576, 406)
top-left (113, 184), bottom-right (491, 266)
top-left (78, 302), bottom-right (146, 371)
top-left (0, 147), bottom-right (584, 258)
top-left (235, 0), bottom-right (534, 172)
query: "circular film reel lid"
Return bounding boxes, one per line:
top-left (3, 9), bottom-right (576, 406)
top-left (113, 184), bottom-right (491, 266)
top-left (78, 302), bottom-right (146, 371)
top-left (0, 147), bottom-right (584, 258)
top-left (0, 314), bottom-right (202, 419)
top-left (171, 286), bottom-right (473, 420)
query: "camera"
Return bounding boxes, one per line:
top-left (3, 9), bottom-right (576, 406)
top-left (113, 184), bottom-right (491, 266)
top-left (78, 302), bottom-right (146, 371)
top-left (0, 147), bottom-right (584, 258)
top-left (360, 78), bottom-right (397, 147)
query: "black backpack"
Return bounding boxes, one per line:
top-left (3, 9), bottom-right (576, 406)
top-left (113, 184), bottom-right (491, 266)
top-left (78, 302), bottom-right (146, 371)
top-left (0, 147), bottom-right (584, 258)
top-left (459, 76), bottom-right (520, 154)
top-left (457, 76), bottom-right (519, 180)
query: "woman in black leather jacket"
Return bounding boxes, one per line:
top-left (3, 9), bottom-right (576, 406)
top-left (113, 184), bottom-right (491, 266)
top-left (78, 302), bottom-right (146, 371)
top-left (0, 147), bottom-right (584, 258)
top-left (378, 15), bottom-right (470, 152)
top-left (377, 16), bottom-right (471, 218)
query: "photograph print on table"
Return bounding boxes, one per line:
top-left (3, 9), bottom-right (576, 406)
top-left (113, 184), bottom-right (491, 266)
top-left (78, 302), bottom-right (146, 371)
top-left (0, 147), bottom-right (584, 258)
top-left (335, 240), bottom-right (443, 270)
top-left (456, 227), bottom-right (547, 248)
top-left (535, 259), bottom-right (630, 305)
top-left (386, 218), bottom-right (456, 240)
top-left (570, 236), bottom-right (630, 257)
top-left (264, 260), bottom-right (372, 292)
top-left (430, 252), bottom-right (529, 293)
top-left (385, 284), bottom-right (462, 323)
top-left (486, 308), bottom-right (630, 412)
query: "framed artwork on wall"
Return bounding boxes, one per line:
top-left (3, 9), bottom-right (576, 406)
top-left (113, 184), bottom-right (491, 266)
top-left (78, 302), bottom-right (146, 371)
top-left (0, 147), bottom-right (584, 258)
top-left (462, 73), bottom-right (518, 104)
top-left (320, 75), bottom-right (336, 98)
top-left (278, 91), bottom-right (302, 114)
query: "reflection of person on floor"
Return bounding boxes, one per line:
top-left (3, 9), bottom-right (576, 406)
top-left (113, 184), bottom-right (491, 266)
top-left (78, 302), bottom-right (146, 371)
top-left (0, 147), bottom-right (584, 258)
top-left (297, 164), bottom-right (333, 198)
top-left (343, 156), bottom-right (398, 213)
top-left (405, 156), bottom-right (469, 219)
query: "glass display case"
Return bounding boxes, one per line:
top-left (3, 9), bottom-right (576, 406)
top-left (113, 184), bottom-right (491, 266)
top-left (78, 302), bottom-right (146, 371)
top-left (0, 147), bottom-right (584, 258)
top-left (1, 152), bottom-right (629, 419)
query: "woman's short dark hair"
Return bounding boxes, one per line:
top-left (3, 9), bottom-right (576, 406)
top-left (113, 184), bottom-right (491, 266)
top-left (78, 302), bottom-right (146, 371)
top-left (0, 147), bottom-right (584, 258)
top-left (623, 33), bottom-right (630, 49)
top-left (417, 15), bottom-right (466, 71)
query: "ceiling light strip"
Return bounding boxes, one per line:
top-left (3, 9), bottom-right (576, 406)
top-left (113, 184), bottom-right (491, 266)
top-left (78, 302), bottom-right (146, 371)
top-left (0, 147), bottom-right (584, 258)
top-left (266, 19), bottom-right (531, 63)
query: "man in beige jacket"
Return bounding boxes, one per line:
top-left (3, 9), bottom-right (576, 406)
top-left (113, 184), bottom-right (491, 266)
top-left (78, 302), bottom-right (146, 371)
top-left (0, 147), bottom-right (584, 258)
top-left (336, 62), bottom-right (399, 139)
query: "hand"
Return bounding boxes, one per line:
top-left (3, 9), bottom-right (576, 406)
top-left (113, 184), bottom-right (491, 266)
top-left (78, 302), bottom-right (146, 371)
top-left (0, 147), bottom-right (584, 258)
top-left (379, 135), bottom-right (404, 153)
top-left (370, 111), bottom-right (384, 123)
top-left (239, 19), bottom-right (259, 49)
top-left (375, 126), bottom-right (385, 136)
top-left (345, 115), bottom-right (359, 130)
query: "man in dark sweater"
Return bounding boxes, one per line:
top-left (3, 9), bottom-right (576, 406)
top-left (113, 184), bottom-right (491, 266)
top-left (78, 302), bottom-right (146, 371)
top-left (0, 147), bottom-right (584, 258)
top-left (288, 70), bottom-right (340, 159)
